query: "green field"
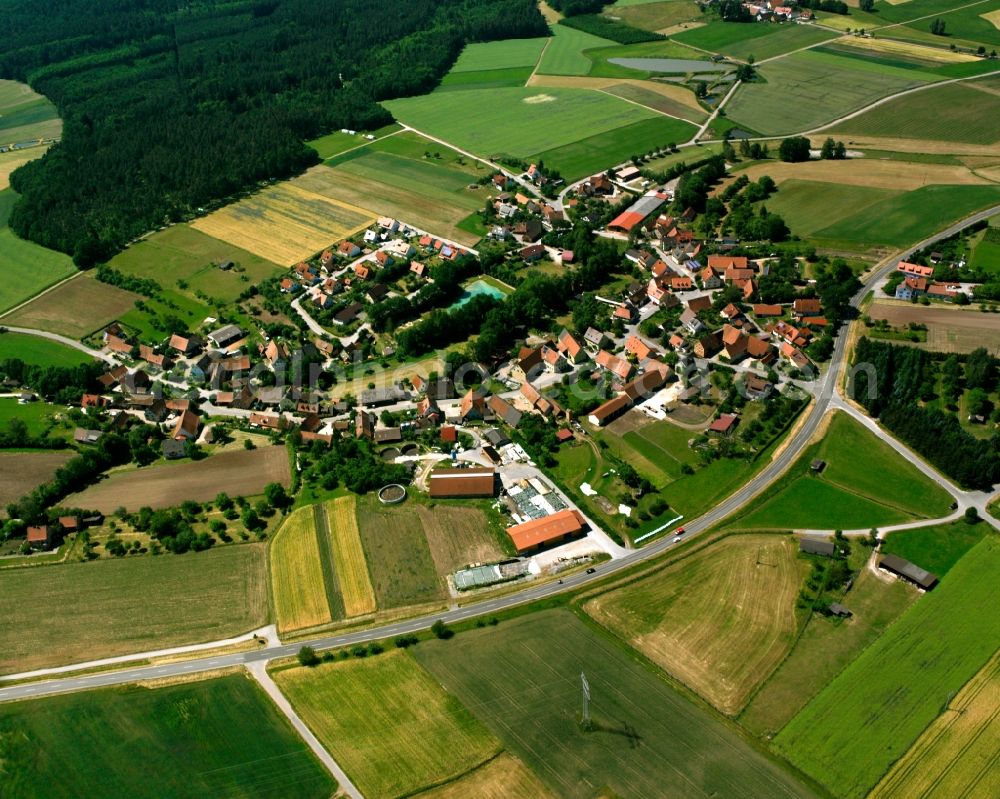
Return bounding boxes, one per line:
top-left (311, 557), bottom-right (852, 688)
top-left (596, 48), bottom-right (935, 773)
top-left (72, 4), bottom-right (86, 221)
top-left (450, 37), bottom-right (548, 72)
top-left (763, 180), bottom-right (900, 239)
top-left (674, 20), bottom-right (837, 61)
top-left (775, 535), bottom-right (1000, 798)
top-left (438, 66), bottom-right (534, 89)
top-left (274, 651), bottom-right (500, 799)
top-left (414, 609), bottom-right (818, 798)
top-left (735, 412), bottom-right (954, 530)
top-left (740, 564), bottom-right (917, 736)
top-left (609, 0), bottom-right (704, 32)
top-left (726, 49), bottom-right (939, 135)
top-left (107, 224), bottom-right (283, 303)
top-left (383, 86), bottom-right (696, 179)
top-left (0, 190), bottom-right (75, 314)
top-left (536, 24), bottom-right (616, 76)
top-left (813, 184), bottom-right (1000, 249)
top-left (880, 520), bottom-right (990, 577)
top-left (307, 123), bottom-right (402, 159)
top-left (0, 396), bottom-right (74, 437)
top-left (0, 544), bottom-right (268, 675)
top-left (0, 674), bottom-right (334, 799)
top-left (0, 332), bottom-right (92, 366)
top-left (0, 79), bottom-right (61, 142)
top-left (834, 80), bottom-right (1000, 144)
top-left (884, 0), bottom-right (1000, 50)
top-left (584, 38), bottom-right (715, 78)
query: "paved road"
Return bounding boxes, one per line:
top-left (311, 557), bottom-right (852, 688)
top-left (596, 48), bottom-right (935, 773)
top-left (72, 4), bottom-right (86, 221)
top-left (1, 325), bottom-right (116, 364)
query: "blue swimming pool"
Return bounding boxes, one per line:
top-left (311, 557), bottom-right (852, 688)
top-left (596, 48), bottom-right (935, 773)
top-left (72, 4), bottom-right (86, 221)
top-left (449, 279), bottom-right (509, 309)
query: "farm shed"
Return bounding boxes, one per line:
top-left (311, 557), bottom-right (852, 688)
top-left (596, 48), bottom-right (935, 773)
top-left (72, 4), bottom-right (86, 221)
top-left (429, 467), bottom-right (498, 499)
top-left (799, 538), bottom-right (836, 557)
top-left (879, 553), bottom-right (939, 591)
top-left (506, 509), bottom-right (587, 554)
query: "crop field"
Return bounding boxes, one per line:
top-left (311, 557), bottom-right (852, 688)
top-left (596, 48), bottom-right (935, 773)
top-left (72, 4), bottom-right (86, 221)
top-left (414, 753), bottom-right (555, 799)
top-left (741, 566), bottom-right (917, 736)
top-left (673, 18), bottom-right (791, 53)
top-left (0, 544), bottom-right (267, 675)
top-left (609, 0), bottom-right (704, 33)
top-left (736, 412), bottom-right (953, 530)
top-left (0, 332), bottom-right (92, 367)
top-left (191, 182), bottom-right (375, 265)
top-left (70, 446), bottom-right (291, 513)
top-left (892, 1), bottom-right (1000, 50)
top-left (869, 301), bottom-right (1000, 352)
top-left (270, 506), bottom-right (333, 633)
top-left (536, 23), bottom-right (616, 76)
top-left (775, 536), bottom-right (1000, 799)
top-left (324, 496), bottom-right (376, 617)
top-left (0, 674), bottom-right (334, 799)
top-left (108, 225), bottom-right (283, 303)
top-left (414, 609), bottom-right (818, 799)
top-left (826, 35), bottom-right (981, 66)
top-left (869, 647), bottom-right (1000, 799)
top-left (834, 81), bottom-right (1000, 145)
top-left (0, 451), bottom-right (73, 512)
top-left (531, 115), bottom-right (698, 178)
top-left (0, 79), bottom-right (61, 143)
top-left (2, 273), bottom-right (138, 339)
top-left (677, 21), bottom-right (837, 61)
top-left (763, 179), bottom-right (900, 239)
top-left (274, 651), bottom-right (501, 799)
top-left (601, 81), bottom-right (708, 121)
top-left (881, 521), bottom-right (990, 577)
top-left (415, 504), bottom-right (505, 574)
top-left (733, 157), bottom-right (993, 192)
top-left (813, 184), bottom-right (1000, 250)
top-left (585, 535), bottom-right (806, 715)
top-left (357, 495), bottom-right (444, 609)
top-left (726, 50), bottom-right (939, 135)
top-left (0, 220), bottom-right (76, 315)
top-left (384, 86), bottom-right (675, 171)
top-left (450, 37), bottom-right (548, 72)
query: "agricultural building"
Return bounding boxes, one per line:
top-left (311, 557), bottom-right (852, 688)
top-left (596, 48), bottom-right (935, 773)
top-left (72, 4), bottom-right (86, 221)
top-left (799, 538), bottom-right (836, 557)
top-left (429, 467), bottom-right (498, 499)
top-left (879, 554), bottom-right (939, 591)
top-left (588, 394), bottom-right (631, 427)
top-left (506, 509), bottom-right (587, 554)
top-left (609, 193), bottom-right (666, 233)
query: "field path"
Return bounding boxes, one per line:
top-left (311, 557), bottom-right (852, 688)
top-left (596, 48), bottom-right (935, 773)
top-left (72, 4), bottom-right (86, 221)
top-left (0, 323), bottom-right (115, 363)
top-left (247, 661), bottom-right (363, 799)
top-left (526, 36), bottom-right (552, 83)
top-left (691, 78), bottom-right (742, 143)
top-left (872, 0), bottom-right (995, 34)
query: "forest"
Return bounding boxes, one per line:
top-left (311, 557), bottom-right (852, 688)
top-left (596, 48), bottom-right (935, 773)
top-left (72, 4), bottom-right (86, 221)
top-left (851, 338), bottom-right (1000, 490)
top-left (0, 0), bottom-right (548, 264)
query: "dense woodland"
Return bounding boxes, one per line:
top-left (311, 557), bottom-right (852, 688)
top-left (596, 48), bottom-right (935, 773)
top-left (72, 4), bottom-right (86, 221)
top-left (851, 338), bottom-right (1000, 490)
top-left (0, 0), bottom-right (547, 264)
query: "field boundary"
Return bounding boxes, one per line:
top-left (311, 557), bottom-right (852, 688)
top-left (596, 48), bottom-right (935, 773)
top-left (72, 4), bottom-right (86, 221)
top-left (313, 503), bottom-right (346, 620)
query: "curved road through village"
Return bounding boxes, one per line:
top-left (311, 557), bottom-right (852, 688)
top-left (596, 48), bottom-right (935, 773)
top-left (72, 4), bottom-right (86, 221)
top-left (3, 203), bottom-right (999, 704)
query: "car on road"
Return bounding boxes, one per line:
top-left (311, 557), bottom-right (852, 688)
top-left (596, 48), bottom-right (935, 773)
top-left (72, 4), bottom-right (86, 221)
top-left (676, 527), bottom-right (685, 535)
top-left (586, 567), bottom-right (596, 574)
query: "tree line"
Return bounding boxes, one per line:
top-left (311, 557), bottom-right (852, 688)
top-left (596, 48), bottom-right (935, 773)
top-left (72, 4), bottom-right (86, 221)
top-left (2, 0), bottom-right (548, 264)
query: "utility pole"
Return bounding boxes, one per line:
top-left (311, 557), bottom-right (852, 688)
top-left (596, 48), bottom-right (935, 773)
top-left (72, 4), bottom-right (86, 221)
top-left (581, 672), bottom-right (592, 731)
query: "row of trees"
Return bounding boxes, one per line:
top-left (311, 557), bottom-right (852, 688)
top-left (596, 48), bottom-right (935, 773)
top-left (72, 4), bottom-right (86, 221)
top-left (3, 0), bottom-right (548, 263)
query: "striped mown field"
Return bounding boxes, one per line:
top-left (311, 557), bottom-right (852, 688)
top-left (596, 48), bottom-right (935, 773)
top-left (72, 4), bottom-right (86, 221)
top-left (324, 496), bottom-right (376, 618)
top-left (269, 506), bottom-right (333, 632)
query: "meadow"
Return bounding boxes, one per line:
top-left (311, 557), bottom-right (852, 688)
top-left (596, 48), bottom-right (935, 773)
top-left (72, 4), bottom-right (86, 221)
top-left (191, 181), bottom-right (375, 265)
top-left (274, 651), bottom-right (500, 799)
top-left (70, 446), bottom-right (291, 513)
top-left (270, 505), bottom-right (334, 633)
top-left (735, 412), bottom-right (953, 530)
top-left (323, 496), bottom-right (376, 617)
top-left (762, 179), bottom-right (900, 240)
top-left (2, 273), bottom-right (138, 339)
top-left (833, 80), bottom-right (1000, 145)
top-left (775, 536), bottom-right (1000, 799)
top-left (307, 123), bottom-right (402, 160)
top-left (0, 332), bottom-right (93, 367)
top-left (414, 609), bottom-right (818, 799)
top-left (356, 494), bottom-right (445, 609)
top-left (0, 197), bottom-right (76, 315)
top-left (0, 544), bottom-right (268, 675)
top-left (725, 50), bottom-right (939, 135)
top-left (674, 20), bottom-right (837, 61)
top-left (585, 534), bottom-right (807, 715)
top-left (0, 674), bottom-right (335, 799)
top-left (535, 23), bottom-right (615, 76)
top-left (107, 225), bottom-right (283, 303)
top-left (449, 37), bottom-right (548, 72)
top-left (740, 565), bottom-right (917, 736)
top-left (880, 520), bottom-right (990, 576)
top-left (868, 648), bottom-right (1000, 799)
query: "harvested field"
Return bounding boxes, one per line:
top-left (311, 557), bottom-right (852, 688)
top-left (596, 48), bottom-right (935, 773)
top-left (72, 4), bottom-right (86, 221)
top-left (0, 451), bottom-right (73, 511)
top-left (270, 506), bottom-right (332, 632)
top-left (325, 496), bottom-right (376, 617)
top-left (732, 158), bottom-right (993, 191)
top-left (526, 73), bottom-right (707, 118)
top-left (0, 544), bottom-right (268, 675)
top-left (415, 504), bottom-right (504, 574)
top-left (69, 446), bottom-right (291, 513)
top-left (191, 181), bottom-right (375, 265)
top-left (869, 300), bottom-right (1000, 352)
top-left (831, 35), bottom-right (979, 64)
top-left (274, 651), bottom-right (501, 799)
top-left (2, 273), bottom-right (138, 338)
top-left (357, 495), bottom-right (444, 609)
top-left (0, 147), bottom-right (47, 191)
top-left (585, 535), bottom-right (806, 714)
top-left (869, 648), bottom-right (1000, 799)
top-left (414, 754), bottom-right (555, 799)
